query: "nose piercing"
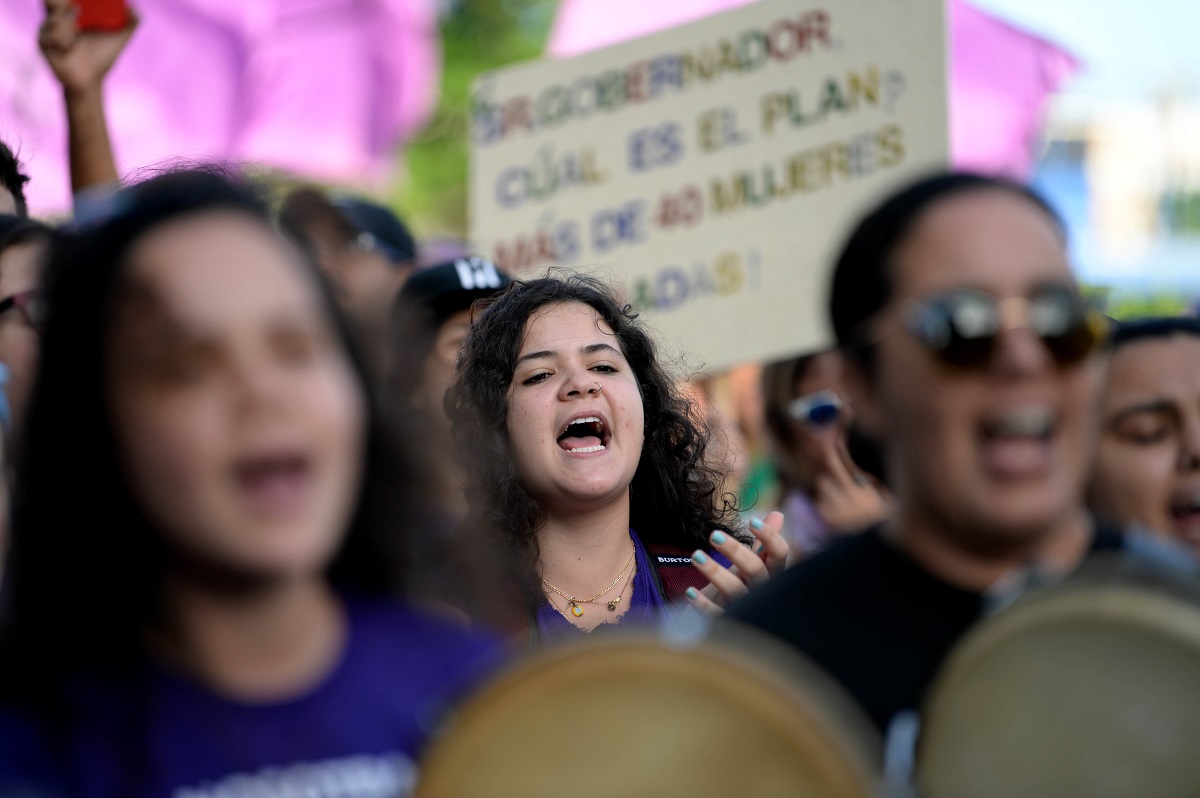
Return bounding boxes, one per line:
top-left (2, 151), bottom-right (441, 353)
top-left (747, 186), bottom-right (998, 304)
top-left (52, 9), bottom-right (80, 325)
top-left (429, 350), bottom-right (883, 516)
top-left (589, 382), bottom-right (602, 394)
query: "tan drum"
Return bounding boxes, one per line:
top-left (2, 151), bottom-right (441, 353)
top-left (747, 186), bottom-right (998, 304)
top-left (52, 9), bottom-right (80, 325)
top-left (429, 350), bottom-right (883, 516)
top-left (418, 623), bottom-right (880, 798)
top-left (919, 566), bottom-right (1200, 798)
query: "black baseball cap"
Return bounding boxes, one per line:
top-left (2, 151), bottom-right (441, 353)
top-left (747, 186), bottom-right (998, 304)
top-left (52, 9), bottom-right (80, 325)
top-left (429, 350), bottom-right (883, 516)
top-left (279, 188), bottom-right (416, 266)
top-left (328, 195), bottom-right (417, 264)
top-left (396, 257), bottom-right (511, 326)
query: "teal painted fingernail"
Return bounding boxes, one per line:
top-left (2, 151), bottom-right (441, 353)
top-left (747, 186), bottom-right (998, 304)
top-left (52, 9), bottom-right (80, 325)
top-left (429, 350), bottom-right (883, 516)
top-left (692, 550), bottom-right (708, 565)
top-left (686, 587), bottom-right (699, 600)
top-left (750, 517), bottom-right (764, 531)
top-left (755, 543), bottom-right (764, 554)
top-left (710, 531), bottom-right (727, 545)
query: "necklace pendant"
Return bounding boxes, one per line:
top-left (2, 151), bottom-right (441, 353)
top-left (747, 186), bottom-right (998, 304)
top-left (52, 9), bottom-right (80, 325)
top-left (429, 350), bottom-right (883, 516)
top-left (607, 599), bottom-right (619, 612)
top-left (570, 602), bottom-right (584, 617)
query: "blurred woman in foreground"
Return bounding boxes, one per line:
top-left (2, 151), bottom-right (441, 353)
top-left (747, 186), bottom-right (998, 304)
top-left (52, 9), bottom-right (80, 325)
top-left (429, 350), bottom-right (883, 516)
top-left (0, 170), bottom-right (500, 797)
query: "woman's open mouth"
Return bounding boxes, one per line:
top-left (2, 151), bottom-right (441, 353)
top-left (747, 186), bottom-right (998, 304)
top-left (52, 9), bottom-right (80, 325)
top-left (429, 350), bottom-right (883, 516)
top-left (233, 451), bottom-right (313, 515)
top-left (556, 415), bottom-right (609, 453)
top-left (1169, 491), bottom-right (1200, 539)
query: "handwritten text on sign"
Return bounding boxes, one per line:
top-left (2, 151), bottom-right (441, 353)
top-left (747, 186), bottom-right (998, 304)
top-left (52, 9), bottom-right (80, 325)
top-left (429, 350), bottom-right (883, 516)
top-left (470, 0), bottom-right (949, 371)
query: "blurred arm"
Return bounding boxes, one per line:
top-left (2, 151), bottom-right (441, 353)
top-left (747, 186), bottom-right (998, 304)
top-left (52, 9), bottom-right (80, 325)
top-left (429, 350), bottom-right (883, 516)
top-left (39, 0), bottom-right (138, 193)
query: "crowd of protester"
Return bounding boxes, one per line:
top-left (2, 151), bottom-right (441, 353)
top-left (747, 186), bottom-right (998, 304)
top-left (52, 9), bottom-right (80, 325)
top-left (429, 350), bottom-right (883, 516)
top-left (0, 3), bottom-right (1198, 796)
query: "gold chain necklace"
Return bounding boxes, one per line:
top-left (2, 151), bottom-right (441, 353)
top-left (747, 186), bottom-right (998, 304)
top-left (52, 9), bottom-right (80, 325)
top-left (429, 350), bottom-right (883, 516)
top-left (592, 564), bottom-right (636, 615)
top-left (542, 548), bottom-right (635, 618)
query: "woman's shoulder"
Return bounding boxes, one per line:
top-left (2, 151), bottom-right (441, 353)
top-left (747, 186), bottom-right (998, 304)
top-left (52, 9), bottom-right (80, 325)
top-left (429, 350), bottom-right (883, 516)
top-left (339, 596), bottom-right (507, 736)
top-left (0, 599), bottom-right (508, 797)
top-left (344, 595), bottom-right (506, 672)
top-left (347, 594), bottom-right (494, 635)
top-left (0, 704), bottom-right (70, 796)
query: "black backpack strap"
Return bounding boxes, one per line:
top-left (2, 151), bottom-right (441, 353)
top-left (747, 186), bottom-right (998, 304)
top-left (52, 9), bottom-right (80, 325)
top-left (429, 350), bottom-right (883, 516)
top-left (644, 544), bottom-right (712, 603)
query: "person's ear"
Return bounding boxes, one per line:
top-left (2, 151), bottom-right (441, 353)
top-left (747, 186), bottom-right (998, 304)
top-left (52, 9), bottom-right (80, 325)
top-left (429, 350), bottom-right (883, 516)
top-left (842, 353), bottom-right (888, 441)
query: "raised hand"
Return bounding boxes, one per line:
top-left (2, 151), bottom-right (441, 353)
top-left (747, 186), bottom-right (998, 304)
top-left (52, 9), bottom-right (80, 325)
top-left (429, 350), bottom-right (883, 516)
top-left (39, 0), bottom-right (137, 97)
top-left (812, 437), bottom-right (891, 534)
top-left (685, 511), bottom-right (789, 615)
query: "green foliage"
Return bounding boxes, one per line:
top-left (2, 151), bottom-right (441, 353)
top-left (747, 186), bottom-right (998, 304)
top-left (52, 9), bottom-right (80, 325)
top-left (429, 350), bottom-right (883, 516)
top-left (1163, 191), bottom-right (1200, 236)
top-left (1084, 283), bottom-right (1193, 320)
top-left (392, 0), bottom-right (558, 238)
top-left (1104, 291), bottom-right (1192, 320)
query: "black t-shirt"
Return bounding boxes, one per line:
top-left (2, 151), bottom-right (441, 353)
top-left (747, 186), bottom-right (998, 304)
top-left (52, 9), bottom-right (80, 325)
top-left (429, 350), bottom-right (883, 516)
top-left (725, 524), bottom-right (1124, 733)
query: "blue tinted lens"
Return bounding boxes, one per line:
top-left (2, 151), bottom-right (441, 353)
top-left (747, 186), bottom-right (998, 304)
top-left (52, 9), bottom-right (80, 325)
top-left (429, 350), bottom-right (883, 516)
top-left (806, 402), bottom-right (840, 426)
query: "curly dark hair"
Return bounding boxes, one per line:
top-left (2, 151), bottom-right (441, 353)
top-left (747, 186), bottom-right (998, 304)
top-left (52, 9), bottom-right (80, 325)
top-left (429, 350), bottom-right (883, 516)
top-left (444, 272), bottom-right (744, 614)
top-left (0, 167), bottom-right (415, 704)
top-left (0, 141), bottom-right (30, 217)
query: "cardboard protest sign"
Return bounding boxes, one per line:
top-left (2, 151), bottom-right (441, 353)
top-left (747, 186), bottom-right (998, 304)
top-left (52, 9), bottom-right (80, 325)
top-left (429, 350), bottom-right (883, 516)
top-left (470, 0), bottom-right (949, 371)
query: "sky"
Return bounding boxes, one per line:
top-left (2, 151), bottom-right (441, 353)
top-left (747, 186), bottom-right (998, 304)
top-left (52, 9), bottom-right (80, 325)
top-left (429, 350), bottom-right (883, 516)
top-left (974, 0), bottom-right (1200, 294)
top-left (972, 0), bottom-right (1200, 102)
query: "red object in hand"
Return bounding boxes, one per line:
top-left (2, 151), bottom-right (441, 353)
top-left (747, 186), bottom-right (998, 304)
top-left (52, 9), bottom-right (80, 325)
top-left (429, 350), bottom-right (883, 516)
top-left (73, 0), bottom-right (130, 31)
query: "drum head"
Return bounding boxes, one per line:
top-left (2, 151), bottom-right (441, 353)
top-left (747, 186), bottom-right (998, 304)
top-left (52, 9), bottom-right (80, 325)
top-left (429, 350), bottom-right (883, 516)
top-left (920, 571), bottom-right (1200, 798)
top-left (418, 624), bottom-right (880, 798)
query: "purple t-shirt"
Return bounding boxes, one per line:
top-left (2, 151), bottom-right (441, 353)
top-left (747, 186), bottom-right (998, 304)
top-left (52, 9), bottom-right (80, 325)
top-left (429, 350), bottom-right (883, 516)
top-left (0, 598), bottom-right (502, 798)
top-left (535, 529), bottom-right (667, 640)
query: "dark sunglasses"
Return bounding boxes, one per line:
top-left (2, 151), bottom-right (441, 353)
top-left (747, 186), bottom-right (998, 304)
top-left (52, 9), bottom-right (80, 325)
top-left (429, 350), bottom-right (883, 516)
top-left (0, 290), bottom-right (46, 333)
top-left (898, 284), bottom-right (1108, 371)
top-left (788, 390), bottom-right (843, 428)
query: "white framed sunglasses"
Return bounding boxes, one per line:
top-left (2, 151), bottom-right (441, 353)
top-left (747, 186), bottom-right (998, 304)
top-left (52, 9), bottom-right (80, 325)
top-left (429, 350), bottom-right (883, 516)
top-left (787, 390), bottom-right (844, 428)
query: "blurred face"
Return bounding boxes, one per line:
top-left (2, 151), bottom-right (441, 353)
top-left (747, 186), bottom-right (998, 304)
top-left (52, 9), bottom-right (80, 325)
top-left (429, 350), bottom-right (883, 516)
top-left (1091, 335), bottom-right (1200, 552)
top-left (413, 308), bottom-right (473, 444)
top-left (306, 216), bottom-right (411, 330)
top-left (0, 238), bottom-right (47, 433)
top-left (106, 212), bottom-right (368, 581)
top-left (859, 190), bottom-right (1105, 548)
top-left (327, 248), bottom-right (409, 329)
top-left (507, 302), bottom-right (644, 514)
top-left (0, 188), bottom-right (17, 216)
top-left (784, 351), bottom-right (853, 487)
